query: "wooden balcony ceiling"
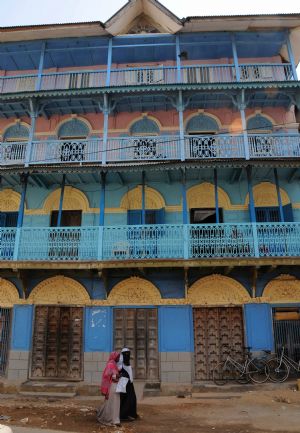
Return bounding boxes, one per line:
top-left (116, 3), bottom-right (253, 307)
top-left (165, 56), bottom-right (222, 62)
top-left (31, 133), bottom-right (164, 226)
top-left (0, 167), bottom-right (297, 189)
top-left (0, 86), bottom-right (296, 119)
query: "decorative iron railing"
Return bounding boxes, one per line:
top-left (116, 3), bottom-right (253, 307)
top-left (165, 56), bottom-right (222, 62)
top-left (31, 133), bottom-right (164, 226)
top-left (248, 134), bottom-right (300, 158)
top-left (3, 133), bottom-right (300, 165)
top-left (185, 135), bottom-right (245, 159)
top-left (1, 223), bottom-right (300, 262)
top-left (0, 63), bottom-right (294, 94)
top-left (30, 139), bottom-right (103, 164)
top-left (238, 63), bottom-right (293, 82)
top-left (106, 136), bottom-right (181, 162)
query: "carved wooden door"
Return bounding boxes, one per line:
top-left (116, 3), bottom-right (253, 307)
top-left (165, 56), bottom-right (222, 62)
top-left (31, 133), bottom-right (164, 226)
top-left (193, 307), bottom-right (244, 380)
top-left (114, 308), bottom-right (159, 381)
top-left (31, 306), bottom-right (83, 380)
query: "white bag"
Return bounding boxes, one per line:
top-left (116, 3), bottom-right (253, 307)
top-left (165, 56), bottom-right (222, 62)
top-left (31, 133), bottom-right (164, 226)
top-left (116, 376), bottom-right (129, 393)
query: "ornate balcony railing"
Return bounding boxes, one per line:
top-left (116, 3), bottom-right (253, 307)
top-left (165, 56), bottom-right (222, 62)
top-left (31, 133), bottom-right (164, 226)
top-left (30, 139), bottom-right (103, 164)
top-left (185, 135), bottom-right (245, 159)
top-left (0, 142), bottom-right (27, 165)
top-left (1, 222), bottom-right (300, 262)
top-left (2, 133), bottom-right (300, 165)
top-left (238, 63), bottom-right (293, 82)
top-left (248, 134), bottom-right (300, 158)
top-left (0, 63), bottom-right (294, 94)
top-left (106, 136), bottom-right (181, 162)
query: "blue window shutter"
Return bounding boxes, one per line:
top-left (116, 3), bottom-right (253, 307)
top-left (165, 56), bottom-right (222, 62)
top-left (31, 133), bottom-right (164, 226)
top-left (244, 303), bottom-right (274, 351)
top-left (127, 210), bottom-right (142, 225)
top-left (283, 203), bottom-right (294, 222)
top-left (156, 208), bottom-right (165, 224)
top-left (0, 213), bottom-right (6, 227)
top-left (255, 207), bottom-right (280, 222)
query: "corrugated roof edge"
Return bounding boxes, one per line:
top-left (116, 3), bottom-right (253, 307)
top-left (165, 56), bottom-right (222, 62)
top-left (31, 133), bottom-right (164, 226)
top-left (183, 13), bottom-right (300, 21)
top-left (2, 12), bottom-right (300, 30)
top-left (1, 21), bottom-right (105, 30)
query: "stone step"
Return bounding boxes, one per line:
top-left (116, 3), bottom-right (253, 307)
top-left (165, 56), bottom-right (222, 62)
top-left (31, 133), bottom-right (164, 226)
top-left (19, 391), bottom-right (76, 398)
top-left (20, 381), bottom-right (77, 395)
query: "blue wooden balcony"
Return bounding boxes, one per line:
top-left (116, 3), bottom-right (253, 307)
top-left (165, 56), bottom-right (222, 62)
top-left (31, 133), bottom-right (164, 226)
top-left (0, 63), bottom-right (294, 94)
top-left (1, 133), bottom-right (300, 166)
top-left (1, 222), bottom-right (300, 262)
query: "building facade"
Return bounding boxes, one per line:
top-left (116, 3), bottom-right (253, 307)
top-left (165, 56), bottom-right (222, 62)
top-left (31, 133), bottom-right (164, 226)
top-left (1, 0), bottom-right (300, 390)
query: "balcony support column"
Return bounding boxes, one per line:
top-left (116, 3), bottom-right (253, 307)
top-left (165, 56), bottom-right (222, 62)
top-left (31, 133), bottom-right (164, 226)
top-left (14, 173), bottom-right (29, 260)
top-left (231, 34), bottom-right (240, 81)
top-left (177, 90), bottom-right (185, 161)
top-left (246, 166), bottom-right (259, 258)
top-left (57, 174), bottom-right (66, 227)
top-left (246, 166), bottom-right (256, 223)
top-left (17, 173), bottom-right (29, 228)
top-left (99, 172), bottom-right (106, 226)
top-left (176, 34), bottom-right (181, 82)
top-left (99, 95), bottom-right (115, 165)
top-left (25, 99), bottom-right (39, 167)
top-left (181, 168), bottom-right (188, 224)
top-left (106, 38), bottom-right (113, 87)
top-left (236, 90), bottom-right (249, 160)
top-left (286, 31), bottom-right (298, 80)
top-left (214, 168), bottom-right (219, 223)
top-left (142, 171), bottom-right (146, 225)
top-left (181, 169), bottom-right (189, 259)
top-left (274, 168), bottom-right (285, 221)
top-left (36, 42), bottom-right (46, 91)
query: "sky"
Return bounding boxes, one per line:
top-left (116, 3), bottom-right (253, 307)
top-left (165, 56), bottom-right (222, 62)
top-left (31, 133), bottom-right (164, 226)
top-left (0, 0), bottom-right (299, 27)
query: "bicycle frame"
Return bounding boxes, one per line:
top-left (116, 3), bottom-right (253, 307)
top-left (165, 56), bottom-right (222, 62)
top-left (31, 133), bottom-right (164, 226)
top-left (278, 346), bottom-right (300, 372)
top-left (223, 355), bottom-right (249, 375)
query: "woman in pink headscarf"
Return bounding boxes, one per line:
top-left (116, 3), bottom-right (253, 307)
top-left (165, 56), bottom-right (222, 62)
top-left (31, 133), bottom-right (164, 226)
top-left (97, 351), bottom-right (121, 426)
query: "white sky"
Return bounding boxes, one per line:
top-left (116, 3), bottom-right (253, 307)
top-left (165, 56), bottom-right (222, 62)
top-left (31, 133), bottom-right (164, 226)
top-left (0, 0), bottom-right (299, 27)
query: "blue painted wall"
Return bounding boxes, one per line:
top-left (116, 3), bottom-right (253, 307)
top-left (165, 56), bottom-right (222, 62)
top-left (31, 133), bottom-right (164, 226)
top-left (11, 305), bottom-right (34, 351)
top-left (84, 307), bottom-right (112, 352)
top-left (244, 303), bottom-right (274, 351)
top-left (158, 306), bottom-right (193, 352)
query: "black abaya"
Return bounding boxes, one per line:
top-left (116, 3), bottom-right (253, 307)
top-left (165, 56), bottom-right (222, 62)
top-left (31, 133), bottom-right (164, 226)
top-left (119, 368), bottom-right (138, 420)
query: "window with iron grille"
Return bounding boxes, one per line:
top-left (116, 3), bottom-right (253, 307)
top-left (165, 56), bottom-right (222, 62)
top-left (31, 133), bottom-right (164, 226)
top-left (0, 308), bottom-right (11, 376)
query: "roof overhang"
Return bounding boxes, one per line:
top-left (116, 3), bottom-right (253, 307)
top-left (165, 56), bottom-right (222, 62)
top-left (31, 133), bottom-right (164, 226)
top-left (0, 22), bottom-right (107, 42)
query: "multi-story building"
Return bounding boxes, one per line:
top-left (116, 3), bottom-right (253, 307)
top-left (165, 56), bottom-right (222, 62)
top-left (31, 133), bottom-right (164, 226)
top-left (1, 0), bottom-right (300, 391)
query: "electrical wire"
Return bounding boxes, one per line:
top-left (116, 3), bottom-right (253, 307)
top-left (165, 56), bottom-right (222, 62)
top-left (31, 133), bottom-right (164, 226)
top-left (3, 120), bottom-right (299, 165)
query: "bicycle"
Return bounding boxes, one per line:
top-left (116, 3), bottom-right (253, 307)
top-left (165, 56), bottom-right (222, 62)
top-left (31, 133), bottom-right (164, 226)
top-left (267, 346), bottom-right (300, 382)
top-left (213, 347), bottom-right (270, 385)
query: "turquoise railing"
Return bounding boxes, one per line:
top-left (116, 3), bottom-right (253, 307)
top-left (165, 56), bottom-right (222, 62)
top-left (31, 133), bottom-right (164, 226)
top-left (0, 63), bottom-right (294, 94)
top-left (1, 223), bottom-right (300, 262)
top-left (3, 133), bottom-right (300, 165)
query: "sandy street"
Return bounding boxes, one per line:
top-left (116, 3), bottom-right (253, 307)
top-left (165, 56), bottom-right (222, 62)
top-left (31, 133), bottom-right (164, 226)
top-left (1, 384), bottom-right (300, 433)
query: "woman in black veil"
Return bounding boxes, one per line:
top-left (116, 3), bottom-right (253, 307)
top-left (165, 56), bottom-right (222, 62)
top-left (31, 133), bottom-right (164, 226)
top-left (118, 348), bottom-right (138, 421)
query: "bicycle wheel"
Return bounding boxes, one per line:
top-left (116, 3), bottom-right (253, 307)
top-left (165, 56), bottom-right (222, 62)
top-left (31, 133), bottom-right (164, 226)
top-left (267, 358), bottom-right (289, 383)
top-left (247, 358), bottom-right (269, 384)
top-left (213, 362), bottom-right (237, 386)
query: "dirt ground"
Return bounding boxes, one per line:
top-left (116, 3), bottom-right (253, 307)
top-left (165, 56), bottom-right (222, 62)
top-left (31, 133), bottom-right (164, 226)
top-left (1, 385), bottom-right (300, 433)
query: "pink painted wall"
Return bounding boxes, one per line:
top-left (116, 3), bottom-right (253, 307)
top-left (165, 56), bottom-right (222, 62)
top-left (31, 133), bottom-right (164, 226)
top-left (0, 106), bottom-right (295, 140)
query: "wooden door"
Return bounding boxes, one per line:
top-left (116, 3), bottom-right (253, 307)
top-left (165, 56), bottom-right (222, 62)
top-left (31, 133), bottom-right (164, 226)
top-left (193, 307), bottom-right (244, 380)
top-left (114, 308), bottom-right (159, 381)
top-left (31, 306), bottom-right (83, 380)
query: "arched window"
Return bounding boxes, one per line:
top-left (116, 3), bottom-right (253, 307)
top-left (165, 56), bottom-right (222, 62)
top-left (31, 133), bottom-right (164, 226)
top-left (2, 123), bottom-right (29, 163)
top-left (129, 118), bottom-right (160, 160)
top-left (247, 115), bottom-right (274, 158)
top-left (185, 114), bottom-right (219, 158)
top-left (130, 118), bottom-right (160, 135)
top-left (57, 119), bottom-right (89, 162)
top-left (3, 124), bottom-right (29, 142)
top-left (247, 115), bottom-right (273, 133)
